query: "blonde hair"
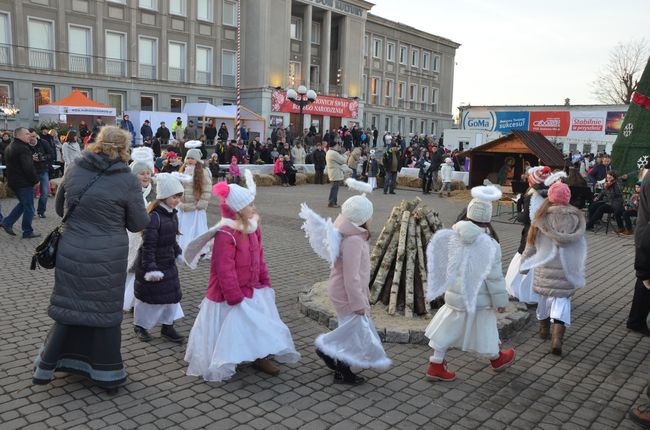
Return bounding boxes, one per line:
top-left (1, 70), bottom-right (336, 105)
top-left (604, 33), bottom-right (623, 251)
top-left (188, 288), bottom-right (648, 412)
top-left (527, 198), bottom-right (552, 246)
top-left (179, 161), bottom-right (206, 201)
top-left (88, 126), bottom-right (131, 163)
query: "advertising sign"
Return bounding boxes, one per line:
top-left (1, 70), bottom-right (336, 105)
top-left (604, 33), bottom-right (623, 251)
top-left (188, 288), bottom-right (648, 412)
top-left (529, 111), bottom-right (570, 136)
top-left (271, 90), bottom-right (359, 118)
top-left (494, 111), bottom-right (529, 133)
top-left (567, 111), bottom-right (607, 139)
top-left (605, 111), bottom-right (626, 135)
top-left (461, 110), bottom-right (495, 130)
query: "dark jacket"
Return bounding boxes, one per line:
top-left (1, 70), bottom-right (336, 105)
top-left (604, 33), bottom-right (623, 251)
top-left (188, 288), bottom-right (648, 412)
top-left (313, 149), bottom-right (326, 169)
top-left (588, 163), bottom-right (613, 183)
top-left (383, 148), bottom-right (403, 173)
top-left (140, 124), bottom-right (153, 140)
top-left (120, 119), bottom-right (136, 143)
top-left (4, 139), bottom-right (39, 188)
top-left (595, 182), bottom-right (624, 212)
top-left (135, 204), bottom-right (182, 304)
top-left (32, 138), bottom-right (55, 174)
top-left (49, 152), bottom-right (150, 327)
top-left (218, 126), bottom-right (229, 141)
top-left (635, 175), bottom-right (650, 281)
top-left (155, 126), bottom-right (170, 140)
top-left (204, 125), bottom-right (217, 141)
top-left (184, 124), bottom-right (200, 141)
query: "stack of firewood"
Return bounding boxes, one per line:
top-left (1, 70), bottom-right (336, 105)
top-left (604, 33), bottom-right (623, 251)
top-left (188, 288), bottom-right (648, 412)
top-left (369, 198), bottom-right (443, 317)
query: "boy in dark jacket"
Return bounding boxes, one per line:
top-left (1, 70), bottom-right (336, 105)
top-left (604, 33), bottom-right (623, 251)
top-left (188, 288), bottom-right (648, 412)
top-left (313, 145), bottom-right (327, 184)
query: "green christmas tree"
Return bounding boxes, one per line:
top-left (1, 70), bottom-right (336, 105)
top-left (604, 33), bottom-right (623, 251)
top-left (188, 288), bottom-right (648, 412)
top-left (612, 56), bottom-right (650, 179)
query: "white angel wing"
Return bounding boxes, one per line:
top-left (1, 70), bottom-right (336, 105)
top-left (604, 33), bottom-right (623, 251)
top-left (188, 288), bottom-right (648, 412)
top-left (426, 229), bottom-right (457, 301)
top-left (298, 203), bottom-right (342, 267)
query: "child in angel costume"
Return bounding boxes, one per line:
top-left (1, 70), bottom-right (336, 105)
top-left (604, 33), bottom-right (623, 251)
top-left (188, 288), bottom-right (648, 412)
top-left (299, 178), bottom-right (391, 385)
top-left (520, 181), bottom-right (587, 356)
top-left (124, 147), bottom-right (155, 312)
top-left (183, 170), bottom-right (299, 381)
top-left (425, 185), bottom-right (516, 381)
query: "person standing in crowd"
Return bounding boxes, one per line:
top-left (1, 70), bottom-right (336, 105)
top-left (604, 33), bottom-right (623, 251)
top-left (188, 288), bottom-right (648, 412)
top-left (156, 121), bottom-right (171, 148)
top-left (31, 127), bottom-right (55, 219)
top-left (347, 145), bottom-right (361, 179)
top-left (425, 186), bottom-right (515, 381)
top-left (240, 126), bottom-right (249, 143)
top-left (133, 173), bottom-right (185, 343)
top-left (218, 122), bottom-right (229, 142)
top-left (439, 158), bottom-right (454, 197)
top-left (1, 127), bottom-right (40, 238)
top-left (62, 129), bottom-right (82, 167)
top-left (140, 120), bottom-right (153, 143)
top-left (49, 129), bottom-right (64, 177)
top-left (366, 150), bottom-right (378, 189)
top-left (372, 126), bottom-right (378, 148)
top-left (627, 173), bottom-right (650, 336)
top-left (120, 114), bottom-right (136, 146)
top-left (92, 117), bottom-right (105, 135)
top-left (172, 117), bottom-right (184, 141)
top-left (291, 142), bottom-right (306, 165)
top-left (382, 145), bottom-right (401, 195)
top-left (184, 120), bottom-right (199, 142)
top-left (313, 144), bottom-right (326, 185)
top-left (418, 151), bottom-right (434, 195)
top-left (587, 155), bottom-right (614, 186)
top-left (520, 182), bottom-right (587, 356)
top-left (32, 126), bottom-right (150, 392)
top-left (204, 119), bottom-right (217, 145)
top-left (326, 141), bottom-right (349, 208)
top-left (78, 121), bottom-right (91, 141)
top-left (184, 170), bottom-right (300, 381)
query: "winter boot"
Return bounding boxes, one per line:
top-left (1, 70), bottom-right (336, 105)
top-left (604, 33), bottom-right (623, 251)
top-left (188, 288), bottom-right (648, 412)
top-left (490, 348), bottom-right (516, 372)
top-left (161, 324), bottom-right (184, 344)
top-left (550, 323), bottom-right (566, 355)
top-left (334, 361), bottom-right (365, 385)
top-left (539, 318), bottom-right (551, 340)
top-left (134, 325), bottom-right (152, 342)
top-left (254, 358), bottom-right (280, 376)
top-left (316, 348), bottom-right (337, 371)
top-left (426, 361), bottom-right (456, 381)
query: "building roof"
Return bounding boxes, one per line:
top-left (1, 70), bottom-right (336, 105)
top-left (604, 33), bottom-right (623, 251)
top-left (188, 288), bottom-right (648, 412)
top-left (460, 130), bottom-right (566, 167)
top-left (49, 89), bottom-right (112, 108)
top-left (367, 13), bottom-right (461, 48)
top-left (458, 103), bottom-right (628, 111)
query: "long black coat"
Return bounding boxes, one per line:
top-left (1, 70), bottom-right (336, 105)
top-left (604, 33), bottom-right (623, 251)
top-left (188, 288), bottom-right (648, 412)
top-left (135, 204), bottom-right (183, 304)
top-left (635, 175), bottom-right (650, 281)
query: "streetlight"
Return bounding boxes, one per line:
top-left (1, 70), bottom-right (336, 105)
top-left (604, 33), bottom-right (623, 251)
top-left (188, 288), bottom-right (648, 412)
top-left (287, 85), bottom-right (317, 142)
top-left (1, 104), bottom-right (19, 130)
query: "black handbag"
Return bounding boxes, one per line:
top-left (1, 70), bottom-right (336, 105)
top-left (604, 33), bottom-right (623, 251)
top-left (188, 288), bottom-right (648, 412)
top-left (30, 166), bottom-right (110, 270)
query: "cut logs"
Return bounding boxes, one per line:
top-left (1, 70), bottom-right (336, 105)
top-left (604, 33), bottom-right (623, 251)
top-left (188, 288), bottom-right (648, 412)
top-left (369, 198), bottom-right (443, 316)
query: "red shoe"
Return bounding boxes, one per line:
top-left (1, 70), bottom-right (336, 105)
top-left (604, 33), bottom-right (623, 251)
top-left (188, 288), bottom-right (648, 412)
top-left (426, 361), bottom-right (456, 381)
top-left (490, 348), bottom-right (516, 372)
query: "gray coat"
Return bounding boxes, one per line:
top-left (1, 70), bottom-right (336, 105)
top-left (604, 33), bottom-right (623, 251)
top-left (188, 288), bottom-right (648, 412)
top-left (49, 151), bottom-right (150, 327)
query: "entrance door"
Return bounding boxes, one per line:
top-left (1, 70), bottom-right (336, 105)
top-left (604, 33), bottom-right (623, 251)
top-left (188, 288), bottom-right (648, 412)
top-left (329, 116), bottom-right (341, 131)
top-left (289, 113), bottom-right (301, 133)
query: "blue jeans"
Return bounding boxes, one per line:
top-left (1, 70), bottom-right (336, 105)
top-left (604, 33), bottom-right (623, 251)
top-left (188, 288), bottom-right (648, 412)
top-left (384, 171), bottom-right (396, 193)
top-left (37, 171), bottom-right (49, 215)
top-left (3, 185), bottom-right (35, 236)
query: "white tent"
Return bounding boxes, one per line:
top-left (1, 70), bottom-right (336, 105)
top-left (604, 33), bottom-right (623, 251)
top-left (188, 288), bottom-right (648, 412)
top-left (38, 89), bottom-right (117, 128)
top-left (125, 111), bottom-right (188, 145)
top-left (183, 103), bottom-right (266, 142)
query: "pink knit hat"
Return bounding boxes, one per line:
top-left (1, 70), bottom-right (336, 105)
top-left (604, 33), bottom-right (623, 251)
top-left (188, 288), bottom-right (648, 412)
top-left (547, 182), bottom-right (571, 206)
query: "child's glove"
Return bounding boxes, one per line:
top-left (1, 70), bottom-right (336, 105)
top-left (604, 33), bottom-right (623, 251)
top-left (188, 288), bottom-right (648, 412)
top-left (144, 271), bottom-right (164, 282)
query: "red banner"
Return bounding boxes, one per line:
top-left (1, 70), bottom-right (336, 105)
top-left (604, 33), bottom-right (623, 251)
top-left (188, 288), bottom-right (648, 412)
top-left (271, 90), bottom-right (359, 118)
top-left (529, 111), bottom-right (570, 136)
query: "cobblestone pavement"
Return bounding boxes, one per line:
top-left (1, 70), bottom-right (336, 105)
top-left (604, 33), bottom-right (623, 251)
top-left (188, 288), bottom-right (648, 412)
top-left (0, 183), bottom-right (648, 429)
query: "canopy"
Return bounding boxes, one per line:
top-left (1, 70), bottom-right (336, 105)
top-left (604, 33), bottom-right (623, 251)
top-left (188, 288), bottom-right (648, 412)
top-left (39, 89), bottom-right (116, 116)
top-left (183, 103), bottom-right (266, 142)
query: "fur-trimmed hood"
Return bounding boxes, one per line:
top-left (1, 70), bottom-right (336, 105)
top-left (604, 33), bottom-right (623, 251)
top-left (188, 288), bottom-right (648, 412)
top-left (452, 220), bottom-right (485, 244)
top-left (535, 205), bottom-right (585, 244)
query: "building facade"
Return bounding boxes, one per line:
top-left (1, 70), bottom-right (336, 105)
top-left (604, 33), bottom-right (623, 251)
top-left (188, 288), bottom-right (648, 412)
top-left (0, 0), bottom-right (458, 138)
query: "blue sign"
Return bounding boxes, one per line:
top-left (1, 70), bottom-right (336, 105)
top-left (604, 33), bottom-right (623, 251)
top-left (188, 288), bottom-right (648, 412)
top-left (494, 111), bottom-right (529, 133)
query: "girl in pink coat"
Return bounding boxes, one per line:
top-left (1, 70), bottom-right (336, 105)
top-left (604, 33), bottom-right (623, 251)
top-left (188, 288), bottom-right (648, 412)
top-left (183, 170), bottom-right (299, 381)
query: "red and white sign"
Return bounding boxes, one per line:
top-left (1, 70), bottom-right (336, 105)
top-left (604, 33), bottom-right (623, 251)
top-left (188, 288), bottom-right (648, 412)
top-left (271, 90), bottom-right (359, 118)
top-left (529, 111), bottom-right (570, 136)
top-left (567, 110), bottom-right (607, 138)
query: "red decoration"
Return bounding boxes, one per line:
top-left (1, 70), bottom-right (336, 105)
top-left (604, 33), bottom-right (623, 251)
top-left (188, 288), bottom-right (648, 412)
top-left (632, 91), bottom-right (650, 109)
top-left (271, 90), bottom-right (359, 118)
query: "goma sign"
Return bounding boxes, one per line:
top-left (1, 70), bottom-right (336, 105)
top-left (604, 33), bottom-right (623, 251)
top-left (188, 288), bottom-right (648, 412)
top-left (271, 90), bottom-right (359, 118)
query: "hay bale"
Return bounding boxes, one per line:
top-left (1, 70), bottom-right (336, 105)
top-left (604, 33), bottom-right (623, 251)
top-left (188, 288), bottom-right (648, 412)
top-left (451, 180), bottom-right (466, 191)
top-left (295, 173), bottom-right (308, 185)
top-left (397, 176), bottom-right (422, 189)
top-left (0, 182), bottom-right (9, 198)
top-left (254, 173), bottom-right (281, 186)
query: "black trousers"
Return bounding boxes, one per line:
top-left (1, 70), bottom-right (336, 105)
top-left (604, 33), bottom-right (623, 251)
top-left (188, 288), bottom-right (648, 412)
top-left (329, 180), bottom-right (341, 204)
top-left (315, 168), bottom-right (325, 184)
top-left (627, 278), bottom-right (650, 332)
top-left (587, 201), bottom-right (613, 227)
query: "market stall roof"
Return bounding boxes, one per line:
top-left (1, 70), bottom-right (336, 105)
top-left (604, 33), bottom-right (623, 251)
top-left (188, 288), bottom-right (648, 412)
top-left (183, 103), bottom-right (263, 121)
top-left (39, 89), bottom-right (116, 116)
top-left (459, 130), bottom-right (565, 167)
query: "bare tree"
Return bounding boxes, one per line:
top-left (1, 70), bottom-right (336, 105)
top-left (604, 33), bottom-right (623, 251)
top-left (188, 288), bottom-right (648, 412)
top-left (592, 38), bottom-right (649, 104)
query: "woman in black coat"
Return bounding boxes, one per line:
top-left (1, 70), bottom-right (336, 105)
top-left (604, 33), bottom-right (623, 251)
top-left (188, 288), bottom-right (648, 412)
top-left (627, 172), bottom-right (650, 335)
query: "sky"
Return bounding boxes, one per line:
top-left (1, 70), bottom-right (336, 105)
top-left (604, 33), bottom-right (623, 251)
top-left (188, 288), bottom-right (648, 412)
top-left (370, 0), bottom-right (650, 113)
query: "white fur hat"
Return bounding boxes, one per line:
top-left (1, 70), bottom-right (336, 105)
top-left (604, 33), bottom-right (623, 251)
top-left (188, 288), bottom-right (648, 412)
top-left (544, 170), bottom-right (568, 187)
top-left (130, 147), bottom-right (154, 175)
top-left (342, 178), bottom-right (373, 226)
top-left (155, 173), bottom-right (184, 200)
top-left (466, 185), bottom-right (502, 223)
top-left (213, 169), bottom-right (256, 212)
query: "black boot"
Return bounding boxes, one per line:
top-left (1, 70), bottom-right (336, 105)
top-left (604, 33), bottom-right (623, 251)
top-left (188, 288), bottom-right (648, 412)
top-left (134, 325), bottom-right (152, 342)
top-left (161, 324), bottom-right (184, 343)
top-left (316, 348), bottom-right (337, 371)
top-left (334, 361), bottom-right (365, 385)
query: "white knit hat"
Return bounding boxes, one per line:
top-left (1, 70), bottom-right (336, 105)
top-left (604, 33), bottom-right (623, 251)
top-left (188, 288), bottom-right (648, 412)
top-left (155, 173), bottom-right (184, 200)
top-left (130, 147), bottom-right (154, 175)
top-left (466, 185), bottom-right (502, 223)
top-left (341, 178), bottom-right (373, 226)
top-left (213, 169), bottom-right (256, 212)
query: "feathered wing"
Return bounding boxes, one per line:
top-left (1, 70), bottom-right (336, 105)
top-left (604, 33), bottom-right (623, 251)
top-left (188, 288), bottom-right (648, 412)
top-left (519, 234), bottom-right (557, 272)
top-left (345, 178), bottom-right (373, 194)
top-left (183, 220), bottom-right (228, 269)
top-left (170, 171), bottom-right (194, 183)
top-left (244, 168), bottom-right (256, 197)
top-left (298, 203), bottom-right (342, 267)
top-left (126, 230), bottom-right (143, 271)
top-left (426, 229), bottom-right (457, 301)
top-left (459, 234), bottom-right (498, 313)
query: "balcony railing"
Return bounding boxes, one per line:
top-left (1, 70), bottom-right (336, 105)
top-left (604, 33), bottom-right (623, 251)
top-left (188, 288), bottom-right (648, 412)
top-left (28, 48), bottom-right (54, 70)
top-left (196, 71), bottom-right (211, 85)
top-left (168, 67), bottom-right (185, 82)
top-left (0, 43), bottom-right (10, 65)
top-left (69, 54), bottom-right (91, 73)
top-left (138, 64), bottom-right (156, 79)
top-left (106, 59), bottom-right (127, 77)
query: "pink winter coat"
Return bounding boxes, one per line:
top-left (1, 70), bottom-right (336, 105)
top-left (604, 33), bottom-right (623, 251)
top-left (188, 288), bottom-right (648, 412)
top-left (229, 162), bottom-right (240, 177)
top-left (328, 215), bottom-right (371, 316)
top-left (273, 159), bottom-right (286, 174)
top-left (207, 216), bottom-right (271, 305)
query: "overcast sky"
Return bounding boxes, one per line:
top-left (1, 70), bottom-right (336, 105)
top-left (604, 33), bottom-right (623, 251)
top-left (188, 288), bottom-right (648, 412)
top-left (371, 0), bottom-right (650, 112)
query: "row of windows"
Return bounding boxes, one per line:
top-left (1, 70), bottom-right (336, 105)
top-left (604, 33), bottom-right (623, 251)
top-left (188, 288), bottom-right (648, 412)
top-left (362, 75), bottom-right (439, 111)
top-left (106, 0), bottom-right (235, 24)
top-left (290, 17), bottom-right (322, 45)
top-left (366, 113), bottom-right (438, 136)
top-left (365, 36), bottom-right (441, 72)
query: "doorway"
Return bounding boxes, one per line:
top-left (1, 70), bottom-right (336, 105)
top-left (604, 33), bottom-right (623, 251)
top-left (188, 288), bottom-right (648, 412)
top-left (329, 116), bottom-right (341, 131)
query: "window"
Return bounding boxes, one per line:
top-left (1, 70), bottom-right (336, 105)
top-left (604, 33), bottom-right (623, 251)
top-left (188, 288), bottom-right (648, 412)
top-left (411, 48), bottom-right (419, 67)
top-left (431, 88), bottom-right (438, 112)
top-left (386, 42), bottom-right (395, 62)
top-left (198, 97), bottom-right (212, 104)
top-left (290, 17), bottom-right (302, 40)
top-left (105, 31), bottom-right (127, 76)
top-left (310, 65), bottom-right (319, 84)
top-left (432, 54), bottom-right (440, 72)
top-left (223, 0), bottom-right (236, 26)
top-left (288, 61), bottom-right (301, 86)
top-left (140, 94), bottom-right (156, 111)
top-left (397, 117), bottom-right (404, 135)
top-left (168, 41), bottom-right (185, 82)
top-left (398, 81), bottom-right (406, 100)
top-left (371, 115), bottom-right (378, 129)
top-left (138, 36), bottom-right (157, 79)
top-left (196, 45), bottom-right (212, 84)
top-left (409, 84), bottom-right (417, 101)
top-left (399, 45), bottom-right (407, 65)
top-left (311, 22), bottom-right (321, 44)
top-left (33, 85), bottom-right (53, 115)
top-left (169, 0), bottom-right (186, 16)
top-left (139, 0), bottom-right (157, 10)
top-left (370, 77), bottom-right (379, 104)
top-left (384, 116), bottom-right (392, 132)
top-left (197, 0), bottom-right (213, 22)
top-left (108, 91), bottom-right (125, 116)
top-left (222, 50), bottom-right (236, 87)
top-left (362, 74), bottom-right (367, 101)
top-left (68, 25), bottom-right (92, 73)
top-left (421, 86), bottom-right (428, 104)
top-left (363, 35), bottom-right (368, 57)
top-left (74, 87), bottom-right (92, 98)
top-left (28, 18), bottom-right (54, 69)
top-left (423, 51), bottom-right (430, 70)
top-left (409, 119), bottom-right (415, 134)
top-left (372, 38), bottom-right (382, 59)
top-left (431, 121), bottom-right (437, 136)
top-left (385, 79), bottom-right (393, 106)
top-left (170, 96), bottom-right (184, 113)
top-left (0, 12), bottom-right (11, 65)
top-left (420, 120), bottom-right (426, 134)
top-left (0, 82), bottom-right (12, 105)
top-left (107, 0), bottom-right (126, 3)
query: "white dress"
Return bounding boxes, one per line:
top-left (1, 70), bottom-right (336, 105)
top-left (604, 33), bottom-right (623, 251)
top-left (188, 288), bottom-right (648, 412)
top-left (134, 300), bottom-right (184, 329)
top-left (123, 184), bottom-right (152, 312)
top-left (175, 168), bottom-right (210, 256)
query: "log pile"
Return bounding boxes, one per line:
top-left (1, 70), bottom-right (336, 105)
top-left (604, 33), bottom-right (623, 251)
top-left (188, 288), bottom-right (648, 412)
top-left (369, 198), bottom-right (443, 316)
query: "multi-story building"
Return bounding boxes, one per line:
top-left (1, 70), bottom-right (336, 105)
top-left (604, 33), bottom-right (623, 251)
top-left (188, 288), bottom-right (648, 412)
top-left (0, 0), bottom-right (458, 138)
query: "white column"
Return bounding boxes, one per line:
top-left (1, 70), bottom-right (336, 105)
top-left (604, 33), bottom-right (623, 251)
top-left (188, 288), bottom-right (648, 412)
top-left (321, 10), bottom-right (331, 95)
top-left (302, 4), bottom-right (312, 88)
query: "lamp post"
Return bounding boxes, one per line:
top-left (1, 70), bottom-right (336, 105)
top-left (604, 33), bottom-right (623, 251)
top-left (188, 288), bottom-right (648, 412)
top-left (1, 104), bottom-right (19, 130)
top-left (286, 85), bottom-right (317, 142)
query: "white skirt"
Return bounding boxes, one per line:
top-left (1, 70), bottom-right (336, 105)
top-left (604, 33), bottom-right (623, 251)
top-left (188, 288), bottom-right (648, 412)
top-left (177, 209), bottom-right (209, 256)
top-left (315, 314), bottom-right (391, 370)
top-left (536, 296), bottom-right (572, 326)
top-left (505, 253), bottom-right (539, 304)
top-left (184, 288), bottom-right (300, 382)
top-left (425, 304), bottom-right (500, 358)
top-left (123, 272), bottom-right (136, 311)
top-left (134, 300), bottom-right (184, 330)
top-left (368, 177), bottom-right (377, 189)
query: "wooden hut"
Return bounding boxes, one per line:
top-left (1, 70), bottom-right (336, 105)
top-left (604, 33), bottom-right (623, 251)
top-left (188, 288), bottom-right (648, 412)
top-left (459, 130), bottom-right (566, 187)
